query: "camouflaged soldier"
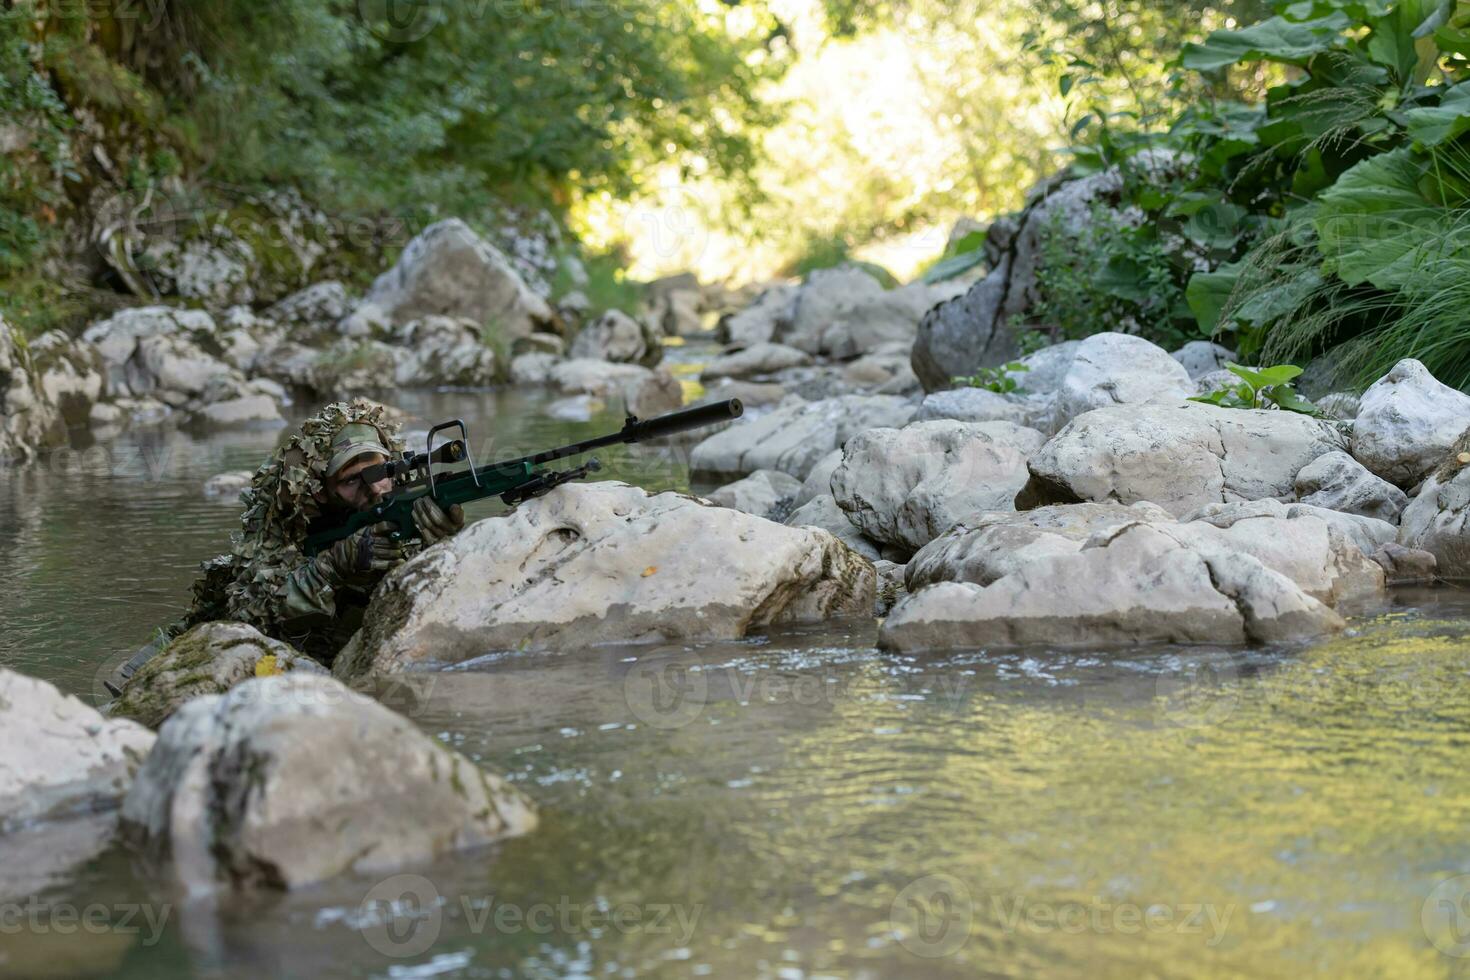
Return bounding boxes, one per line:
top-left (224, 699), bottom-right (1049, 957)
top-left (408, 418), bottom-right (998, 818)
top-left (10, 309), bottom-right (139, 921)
top-left (112, 400), bottom-right (465, 687)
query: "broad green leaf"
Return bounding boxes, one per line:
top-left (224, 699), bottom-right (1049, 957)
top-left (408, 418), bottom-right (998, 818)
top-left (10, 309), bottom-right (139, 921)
top-left (1434, 24), bottom-right (1470, 55)
top-left (1231, 266), bottom-right (1325, 327)
top-left (1266, 386), bottom-right (1322, 414)
top-left (1229, 362), bottom-right (1304, 387)
top-left (1405, 82), bottom-right (1470, 145)
top-left (1181, 15), bottom-right (1350, 73)
top-left (1365, 0), bottom-right (1442, 83)
top-left (921, 247), bottom-right (987, 284)
top-left (1313, 147), bottom-right (1448, 289)
top-left (1186, 265), bottom-right (1241, 333)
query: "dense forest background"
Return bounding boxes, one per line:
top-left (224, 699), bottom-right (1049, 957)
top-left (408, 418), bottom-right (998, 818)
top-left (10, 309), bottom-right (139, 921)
top-left (8, 0), bottom-right (1470, 391)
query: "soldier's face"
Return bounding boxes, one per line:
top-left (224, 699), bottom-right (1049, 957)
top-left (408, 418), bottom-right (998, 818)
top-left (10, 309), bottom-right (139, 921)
top-left (326, 453), bottom-right (393, 512)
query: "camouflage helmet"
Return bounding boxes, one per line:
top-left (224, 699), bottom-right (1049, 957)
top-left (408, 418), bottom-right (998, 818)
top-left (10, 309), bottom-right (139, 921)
top-left (235, 399), bottom-right (404, 556)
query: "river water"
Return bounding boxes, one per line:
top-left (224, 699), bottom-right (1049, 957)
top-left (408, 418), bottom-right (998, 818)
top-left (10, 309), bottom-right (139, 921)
top-left (4, 348), bottom-right (1470, 979)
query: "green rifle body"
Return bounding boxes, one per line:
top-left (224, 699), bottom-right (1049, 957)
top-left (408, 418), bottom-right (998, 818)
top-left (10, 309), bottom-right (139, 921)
top-left (301, 398), bottom-right (743, 557)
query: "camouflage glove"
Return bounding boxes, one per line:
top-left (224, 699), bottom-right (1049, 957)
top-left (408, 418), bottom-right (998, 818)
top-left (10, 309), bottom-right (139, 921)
top-left (322, 522), bottom-right (407, 587)
top-left (413, 496), bottom-right (465, 546)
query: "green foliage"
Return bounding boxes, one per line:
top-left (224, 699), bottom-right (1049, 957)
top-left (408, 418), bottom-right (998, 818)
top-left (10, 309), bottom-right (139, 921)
top-left (955, 362), bottom-right (1030, 394)
top-left (1190, 361), bottom-right (1322, 412)
top-left (549, 249), bottom-right (646, 320)
top-left (921, 230), bottom-right (990, 284)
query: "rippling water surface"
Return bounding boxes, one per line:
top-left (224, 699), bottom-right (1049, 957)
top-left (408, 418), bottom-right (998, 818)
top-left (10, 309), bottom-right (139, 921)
top-left (4, 359), bottom-right (1470, 979)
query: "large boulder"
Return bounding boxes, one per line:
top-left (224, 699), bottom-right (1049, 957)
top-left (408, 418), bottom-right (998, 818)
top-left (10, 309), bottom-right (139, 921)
top-left (914, 387), bottom-right (1052, 431)
top-left (1398, 433), bottom-right (1470, 578)
top-left (548, 359), bottom-right (683, 417)
top-left (120, 674), bottom-right (535, 891)
top-left (364, 219), bottom-right (556, 339)
top-left (831, 420), bottom-right (1047, 553)
top-left (907, 501), bottom-right (1174, 591)
top-left (1171, 341), bottom-right (1235, 379)
top-left (334, 483), bottom-right (876, 676)
top-left (691, 394), bottom-right (916, 480)
top-left (705, 469), bottom-right (803, 522)
top-left (1181, 498), bottom-right (1396, 559)
top-left (1051, 332), bottom-right (1194, 429)
top-left (911, 164), bottom-right (1165, 391)
top-left (80, 306), bottom-right (220, 398)
top-left (880, 522), bottom-right (1344, 652)
top-left (720, 283), bottom-right (797, 347)
top-left (701, 342), bottom-right (812, 381)
top-left (781, 267), bottom-right (887, 353)
top-left (1352, 359), bottom-right (1470, 488)
top-left (793, 448), bottom-right (845, 508)
top-left (784, 494), bottom-right (882, 560)
top-left (795, 280), bottom-right (967, 360)
top-left (27, 331), bottom-right (104, 427)
top-left (1, 669), bottom-right (155, 830)
top-left (568, 309), bottom-right (662, 367)
top-left (1294, 450), bottom-right (1408, 524)
top-left (266, 281), bottom-right (352, 330)
top-left (1, 316), bottom-right (67, 460)
top-left (109, 622), bottom-right (327, 729)
top-left (1022, 401), bottom-right (1347, 518)
top-left (388, 315), bottom-right (501, 387)
top-left (130, 332), bottom-right (239, 401)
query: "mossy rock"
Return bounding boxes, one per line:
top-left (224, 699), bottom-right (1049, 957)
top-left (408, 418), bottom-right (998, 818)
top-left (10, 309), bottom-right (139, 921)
top-left (110, 622), bottom-right (327, 729)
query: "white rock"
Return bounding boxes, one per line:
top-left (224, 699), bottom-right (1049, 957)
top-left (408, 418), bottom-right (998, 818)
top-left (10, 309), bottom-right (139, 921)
top-left (1180, 498), bottom-right (1396, 558)
top-left (843, 345), bottom-right (920, 393)
top-left (874, 559), bottom-right (908, 616)
top-left (1294, 450), bottom-right (1409, 524)
top-left (365, 219), bottom-right (555, 338)
top-left (28, 331), bottom-right (104, 426)
top-left (1023, 401), bottom-right (1346, 517)
top-left (1007, 340), bottom-right (1081, 396)
top-left (1352, 358), bottom-right (1470, 488)
top-left (0, 317), bottom-right (65, 459)
top-left (701, 342), bottom-right (812, 381)
top-left (802, 280), bottom-right (966, 359)
top-left (549, 359), bottom-right (683, 417)
top-left (0, 669), bottom-right (155, 830)
top-left (1052, 332), bottom-right (1194, 429)
top-left (202, 470), bottom-right (255, 499)
top-left (389, 316), bottom-right (500, 387)
top-left (88, 402), bottom-right (122, 427)
top-left (720, 283), bottom-right (796, 347)
top-left (546, 394), bottom-right (599, 422)
top-left (691, 394), bottom-right (916, 480)
top-left (333, 483), bottom-right (876, 675)
top-left (509, 351), bottom-right (559, 385)
top-left (267, 281), bottom-right (351, 327)
top-left (81, 306), bottom-right (218, 397)
top-left (880, 523), bottom-right (1343, 652)
top-left (915, 387), bottom-right (1052, 431)
top-left (782, 267), bottom-right (887, 353)
top-left (831, 420), bottom-right (1047, 553)
top-left (705, 469), bottom-right (803, 522)
top-left (784, 493), bottom-right (881, 560)
top-left (186, 394), bottom-right (285, 430)
top-left (120, 673), bottom-right (535, 891)
top-left (793, 448), bottom-right (844, 507)
top-left (1171, 340), bottom-right (1235, 379)
top-left (1398, 436), bottom-right (1470, 578)
top-left (568, 309), bottom-right (662, 367)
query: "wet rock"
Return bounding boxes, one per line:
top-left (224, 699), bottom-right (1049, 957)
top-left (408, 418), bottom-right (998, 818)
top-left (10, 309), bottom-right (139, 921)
top-left (1294, 450), bottom-right (1408, 524)
top-left (784, 494), bottom-right (881, 560)
top-left (548, 359), bottom-right (683, 417)
top-left (701, 342), bottom-right (812, 381)
top-left (365, 219), bottom-right (555, 339)
top-left (0, 811), bottom-right (119, 901)
top-left (81, 306), bottom-right (219, 397)
top-left (1021, 401), bottom-right (1346, 518)
top-left (907, 501), bottom-right (1173, 591)
top-left (719, 283), bottom-right (797, 346)
top-left (1052, 332), bottom-right (1193, 429)
top-left (202, 471), bottom-right (255, 499)
top-left (120, 673), bottom-right (535, 891)
top-left (1352, 359), bottom-right (1470, 488)
top-left (832, 420), bottom-right (1047, 553)
top-left (130, 333), bottom-right (239, 399)
top-left (691, 394), bottom-right (916, 480)
top-left (1370, 542), bottom-right (1438, 585)
top-left (0, 668), bottom-right (155, 829)
top-left (110, 623), bottom-right (327, 729)
top-left (268, 281), bottom-right (352, 330)
top-left (880, 522), bottom-right (1344, 652)
top-left (333, 483), bottom-right (876, 674)
top-left (28, 331), bottom-right (104, 427)
top-left (0, 316), bottom-right (67, 460)
top-left (568, 309), bottom-right (662, 367)
top-left (1171, 341), bottom-right (1235, 379)
top-left (706, 469), bottom-right (803, 522)
top-left (1397, 435), bottom-right (1470, 579)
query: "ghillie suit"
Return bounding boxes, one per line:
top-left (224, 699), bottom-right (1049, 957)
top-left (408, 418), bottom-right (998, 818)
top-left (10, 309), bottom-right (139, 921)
top-left (183, 399), bottom-right (411, 665)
